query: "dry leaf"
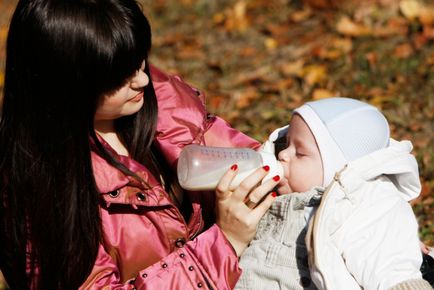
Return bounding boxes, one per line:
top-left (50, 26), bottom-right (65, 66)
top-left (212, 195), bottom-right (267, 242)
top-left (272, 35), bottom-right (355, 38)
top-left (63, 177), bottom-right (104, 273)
top-left (365, 52), bottom-right (378, 68)
top-left (419, 7), bottom-right (434, 25)
top-left (369, 94), bottom-right (393, 107)
top-left (225, 0), bottom-right (249, 32)
top-left (264, 37), bottom-right (278, 50)
top-left (235, 87), bottom-right (260, 109)
top-left (413, 33), bottom-right (428, 50)
top-left (336, 16), bottom-right (372, 37)
top-left (423, 25), bottom-right (434, 39)
top-left (280, 59), bottom-right (305, 77)
top-left (291, 7), bottom-right (313, 23)
top-left (373, 18), bottom-right (409, 37)
top-left (312, 88), bottom-right (335, 100)
top-left (302, 65), bottom-right (327, 86)
top-left (400, 0), bottom-right (421, 20)
top-left (393, 43), bottom-right (413, 58)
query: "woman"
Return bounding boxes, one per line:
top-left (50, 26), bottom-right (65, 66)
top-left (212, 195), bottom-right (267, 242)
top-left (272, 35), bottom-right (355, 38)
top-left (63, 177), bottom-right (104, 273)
top-left (0, 0), bottom-right (279, 289)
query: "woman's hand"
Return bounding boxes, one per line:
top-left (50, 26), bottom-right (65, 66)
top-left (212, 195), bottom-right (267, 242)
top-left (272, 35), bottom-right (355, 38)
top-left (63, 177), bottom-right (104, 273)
top-left (215, 165), bottom-right (279, 256)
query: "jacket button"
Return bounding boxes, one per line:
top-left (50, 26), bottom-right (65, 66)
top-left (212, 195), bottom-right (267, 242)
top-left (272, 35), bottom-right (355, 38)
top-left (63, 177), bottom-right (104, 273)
top-left (188, 266), bottom-right (194, 271)
top-left (136, 192), bottom-right (146, 201)
top-left (179, 253), bottom-right (186, 258)
top-left (300, 276), bottom-right (311, 287)
top-left (142, 273), bottom-right (147, 278)
top-left (162, 263), bottom-right (168, 269)
top-left (175, 238), bottom-right (186, 248)
top-left (197, 282), bottom-right (203, 288)
top-left (108, 189), bottom-right (120, 198)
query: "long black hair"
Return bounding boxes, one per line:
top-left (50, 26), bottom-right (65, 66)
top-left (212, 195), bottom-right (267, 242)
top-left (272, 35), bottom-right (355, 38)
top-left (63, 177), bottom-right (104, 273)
top-left (0, 0), bottom-right (161, 289)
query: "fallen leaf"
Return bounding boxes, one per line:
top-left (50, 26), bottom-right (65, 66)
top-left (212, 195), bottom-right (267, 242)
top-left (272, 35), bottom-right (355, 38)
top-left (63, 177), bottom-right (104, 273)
top-left (399, 0), bottom-right (421, 21)
top-left (413, 33), bottom-right (428, 49)
top-left (365, 52), bottom-right (378, 68)
top-left (291, 7), bottom-right (313, 23)
top-left (423, 25), bottom-right (434, 39)
top-left (419, 7), bottom-right (434, 25)
top-left (336, 16), bottom-right (372, 37)
top-left (280, 59), bottom-right (305, 77)
top-left (227, 0), bottom-right (249, 32)
top-left (373, 18), bottom-right (409, 37)
top-left (234, 87), bottom-right (260, 109)
top-left (312, 88), bottom-right (336, 100)
top-left (264, 37), bottom-right (278, 50)
top-left (393, 43), bottom-right (413, 58)
top-left (302, 65), bottom-right (327, 86)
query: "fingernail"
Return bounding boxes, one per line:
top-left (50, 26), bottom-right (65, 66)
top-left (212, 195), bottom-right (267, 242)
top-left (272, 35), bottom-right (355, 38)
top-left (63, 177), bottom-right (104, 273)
top-left (231, 164), bottom-right (238, 171)
top-left (271, 192), bottom-right (277, 198)
top-left (273, 175), bottom-right (280, 182)
top-left (263, 165), bottom-right (270, 172)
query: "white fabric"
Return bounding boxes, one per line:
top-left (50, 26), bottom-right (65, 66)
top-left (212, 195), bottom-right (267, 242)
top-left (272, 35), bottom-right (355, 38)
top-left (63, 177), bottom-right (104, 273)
top-left (308, 139), bottom-right (423, 290)
top-left (294, 97), bottom-right (390, 186)
top-left (260, 124), bottom-right (289, 155)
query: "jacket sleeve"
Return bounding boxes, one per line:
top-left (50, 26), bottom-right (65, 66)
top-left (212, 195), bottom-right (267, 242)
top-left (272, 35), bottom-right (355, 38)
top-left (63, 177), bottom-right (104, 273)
top-left (80, 225), bottom-right (240, 290)
top-left (150, 64), bottom-right (261, 168)
top-left (342, 199), bottom-right (424, 290)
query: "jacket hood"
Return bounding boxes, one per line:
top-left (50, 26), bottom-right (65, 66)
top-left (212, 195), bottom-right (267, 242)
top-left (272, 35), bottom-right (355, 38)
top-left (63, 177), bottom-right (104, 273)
top-left (348, 138), bottom-right (421, 201)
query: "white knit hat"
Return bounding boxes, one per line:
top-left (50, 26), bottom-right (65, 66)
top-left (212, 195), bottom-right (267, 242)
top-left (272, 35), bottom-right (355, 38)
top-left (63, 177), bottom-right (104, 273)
top-left (294, 97), bottom-right (390, 186)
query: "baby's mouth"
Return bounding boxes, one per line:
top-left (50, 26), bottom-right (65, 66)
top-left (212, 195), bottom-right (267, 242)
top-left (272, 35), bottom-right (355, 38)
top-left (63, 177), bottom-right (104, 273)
top-left (276, 178), bottom-right (291, 195)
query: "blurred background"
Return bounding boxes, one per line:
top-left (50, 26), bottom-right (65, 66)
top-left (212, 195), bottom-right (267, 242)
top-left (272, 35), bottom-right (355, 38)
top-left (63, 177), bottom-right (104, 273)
top-left (0, 0), bottom-right (433, 287)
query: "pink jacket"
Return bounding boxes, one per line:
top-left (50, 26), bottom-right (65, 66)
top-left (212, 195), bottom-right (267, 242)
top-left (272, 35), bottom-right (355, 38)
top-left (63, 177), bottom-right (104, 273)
top-left (80, 66), bottom-right (261, 289)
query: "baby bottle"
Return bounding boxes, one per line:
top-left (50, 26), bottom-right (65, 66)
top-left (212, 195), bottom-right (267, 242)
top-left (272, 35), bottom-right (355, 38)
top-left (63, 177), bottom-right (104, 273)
top-left (177, 144), bottom-right (283, 191)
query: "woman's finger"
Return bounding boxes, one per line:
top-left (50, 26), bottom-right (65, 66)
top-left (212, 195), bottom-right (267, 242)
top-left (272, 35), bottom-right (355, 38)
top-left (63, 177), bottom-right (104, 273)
top-left (215, 164), bottom-right (238, 200)
top-left (250, 191), bottom-right (277, 221)
top-left (232, 165), bottom-right (270, 200)
top-left (244, 174), bottom-right (280, 208)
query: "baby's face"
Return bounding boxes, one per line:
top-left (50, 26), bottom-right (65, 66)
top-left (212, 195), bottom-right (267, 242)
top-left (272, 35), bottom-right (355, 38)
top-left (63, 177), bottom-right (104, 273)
top-left (276, 114), bottom-right (323, 195)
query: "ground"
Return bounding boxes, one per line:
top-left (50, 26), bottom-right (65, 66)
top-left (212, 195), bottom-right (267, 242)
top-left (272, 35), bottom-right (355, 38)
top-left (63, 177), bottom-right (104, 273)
top-left (0, 0), bottom-right (432, 288)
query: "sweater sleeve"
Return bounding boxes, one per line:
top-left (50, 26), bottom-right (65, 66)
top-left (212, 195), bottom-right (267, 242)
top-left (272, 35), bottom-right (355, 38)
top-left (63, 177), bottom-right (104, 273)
top-left (80, 225), bottom-right (240, 290)
top-left (388, 279), bottom-right (433, 290)
top-left (150, 64), bottom-right (260, 168)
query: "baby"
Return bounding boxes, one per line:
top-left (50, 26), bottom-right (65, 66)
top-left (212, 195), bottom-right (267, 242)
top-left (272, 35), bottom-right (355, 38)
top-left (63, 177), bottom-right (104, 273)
top-left (235, 98), bottom-right (431, 290)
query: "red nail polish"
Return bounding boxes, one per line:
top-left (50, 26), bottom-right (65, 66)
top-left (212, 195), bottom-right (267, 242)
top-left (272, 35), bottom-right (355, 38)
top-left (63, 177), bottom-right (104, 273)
top-left (230, 164), bottom-right (238, 171)
top-left (273, 175), bottom-right (280, 182)
top-left (263, 165), bottom-right (270, 172)
top-left (271, 192), bottom-right (277, 197)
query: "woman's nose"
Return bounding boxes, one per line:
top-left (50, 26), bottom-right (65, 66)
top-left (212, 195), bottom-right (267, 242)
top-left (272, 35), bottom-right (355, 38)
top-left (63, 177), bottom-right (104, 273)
top-left (131, 69), bottom-right (149, 89)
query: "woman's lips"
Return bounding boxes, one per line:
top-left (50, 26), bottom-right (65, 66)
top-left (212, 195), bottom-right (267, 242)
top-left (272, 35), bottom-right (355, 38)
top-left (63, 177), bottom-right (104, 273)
top-left (129, 92), bottom-right (144, 102)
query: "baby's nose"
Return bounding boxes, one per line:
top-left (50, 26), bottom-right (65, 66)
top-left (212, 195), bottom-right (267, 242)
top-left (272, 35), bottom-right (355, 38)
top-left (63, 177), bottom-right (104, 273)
top-left (278, 147), bottom-right (291, 162)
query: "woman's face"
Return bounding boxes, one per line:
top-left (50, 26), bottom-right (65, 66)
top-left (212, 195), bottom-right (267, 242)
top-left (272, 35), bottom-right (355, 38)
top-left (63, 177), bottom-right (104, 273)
top-left (276, 114), bottom-right (323, 195)
top-left (94, 61), bottom-right (149, 122)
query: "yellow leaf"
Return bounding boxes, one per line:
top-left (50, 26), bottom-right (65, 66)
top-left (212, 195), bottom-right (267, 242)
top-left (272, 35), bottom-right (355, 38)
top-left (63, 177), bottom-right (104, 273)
top-left (280, 59), bottom-right (305, 77)
top-left (336, 16), bottom-right (372, 37)
top-left (399, 0), bottom-right (421, 21)
top-left (312, 89), bottom-right (335, 100)
top-left (302, 65), bottom-right (327, 86)
top-left (264, 37), bottom-right (278, 50)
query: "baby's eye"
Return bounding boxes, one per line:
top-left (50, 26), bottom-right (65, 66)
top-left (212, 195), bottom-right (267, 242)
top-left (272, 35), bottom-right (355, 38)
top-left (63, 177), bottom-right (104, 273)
top-left (296, 151), bottom-right (307, 157)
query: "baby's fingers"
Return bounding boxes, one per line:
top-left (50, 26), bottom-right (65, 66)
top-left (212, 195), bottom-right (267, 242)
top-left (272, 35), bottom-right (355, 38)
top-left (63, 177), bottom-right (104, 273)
top-left (215, 164), bottom-right (238, 200)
